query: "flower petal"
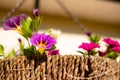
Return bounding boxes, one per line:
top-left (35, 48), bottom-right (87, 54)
top-left (30, 33), bottom-right (41, 46)
top-left (79, 42), bottom-right (100, 51)
top-left (112, 47), bottom-right (120, 53)
top-left (48, 50), bottom-right (59, 55)
top-left (103, 38), bottom-right (120, 48)
top-left (3, 14), bottom-right (27, 30)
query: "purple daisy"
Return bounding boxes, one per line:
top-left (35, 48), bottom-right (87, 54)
top-left (30, 33), bottom-right (56, 54)
top-left (3, 14), bottom-right (27, 32)
top-left (79, 42), bottom-right (100, 51)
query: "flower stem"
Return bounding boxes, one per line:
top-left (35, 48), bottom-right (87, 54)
top-left (26, 38), bottom-right (30, 47)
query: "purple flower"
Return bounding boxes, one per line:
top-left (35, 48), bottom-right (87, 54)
top-left (103, 38), bottom-right (120, 48)
top-left (112, 47), bottom-right (120, 53)
top-left (3, 14), bottom-right (27, 33)
top-left (33, 9), bottom-right (39, 17)
top-left (79, 42), bottom-right (100, 51)
top-left (98, 51), bottom-right (107, 56)
top-left (48, 50), bottom-right (59, 55)
top-left (30, 33), bottom-right (56, 54)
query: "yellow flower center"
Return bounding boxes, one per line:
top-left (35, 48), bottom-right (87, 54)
top-left (16, 26), bottom-right (23, 34)
top-left (37, 37), bottom-right (49, 54)
top-left (38, 42), bottom-right (46, 54)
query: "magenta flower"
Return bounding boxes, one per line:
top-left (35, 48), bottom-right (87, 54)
top-left (98, 51), bottom-right (107, 56)
top-left (33, 9), bottom-right (39, 17)
top-left (103, 38), bottom-right (120, 48)
top-left (3, 14), bottom-right (27, 33)
top-left (30, 33), bottom-right (56, 54)
top-left (79, 42), bottom-right (100, 51)
top-left (48, 50), bottom-right (59, 55)
top-left (112, 47), bottom-right (120, 53)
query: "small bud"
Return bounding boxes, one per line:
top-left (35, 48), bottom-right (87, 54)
top-left (16, 50), bottom-right (22, 56)
top-left (86, 32), bottom-right (91, 36)
top-left (48, 50), bottom-right (59, 55)
top-left (33, 9), bottom-right (39, 17)
top-left (18, 38), bottom-right (22, 43)
top-left (98, 51), bottom-right (106, 57)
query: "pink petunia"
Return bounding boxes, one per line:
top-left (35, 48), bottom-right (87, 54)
top-left (78, 42), bottom-right (100, 51)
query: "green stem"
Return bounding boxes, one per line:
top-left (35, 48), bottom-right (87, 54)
top-left (26, 38), bottom-right (30, 47)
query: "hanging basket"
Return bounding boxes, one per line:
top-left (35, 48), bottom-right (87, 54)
top-left (0, 55), bottom-right (120, 80)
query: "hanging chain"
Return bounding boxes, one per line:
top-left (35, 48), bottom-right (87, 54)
top-left (55, 0), bottom-right (89, 33)
top-left (0, 0), bottom-right (26, 25)
top-left (35, 0), bottom-right (40, 9)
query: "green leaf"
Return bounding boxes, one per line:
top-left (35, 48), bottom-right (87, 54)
top-left (30, 19), bottom-right (36, 31)
top-left (105, 51), bottom-right (119, 59)
top-left (0, 44), bottom-right (4, 56)
top-left (89, 33), bottom-right (101, 43)
top-left (23, 45), bottom-right (37, 56)
top-left (36, 16), bottom-right (43, 31)
top-left (30, 16), bottom-right (43, 33)
top-left (50, 45), bottom-right (56, 50)
top-left (23, 48), bottom-right (33, 56)
top-left (77, 51), bottom-right (85, 55)
top-left (21, 17), bottom-right (32, 37)
top-left (6, 49), bottom-right (16, 58)
top-left (44, 29), bottom-right (58, 39)
top-left (90, 50), bottom-right (98, 55)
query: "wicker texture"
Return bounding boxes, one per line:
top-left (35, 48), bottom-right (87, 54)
top-left (0, 55), bottom-right (120, 80)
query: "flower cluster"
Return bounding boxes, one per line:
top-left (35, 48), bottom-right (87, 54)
top-left (78, 32), bottom-right (120, 59)
top-left (0, 9), bottom-right (59, 59)
top-left (99, 38), bottom-right (120, 59)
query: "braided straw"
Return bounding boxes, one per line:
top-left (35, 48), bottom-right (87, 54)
top-left (0, 55), bottom-right (120, 80)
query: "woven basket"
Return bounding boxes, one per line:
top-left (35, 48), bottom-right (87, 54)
top-left (0, 55), bottom-right (120, 80)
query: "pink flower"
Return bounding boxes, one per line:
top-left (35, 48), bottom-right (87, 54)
top-left (112, 47), bottom-right (120, 53)
top-left (103, 38), bottom-right (120, 48)
top-left (48, 50), bottom-right (59, 55)
top-left (78, 42), bottom-right (100, 51)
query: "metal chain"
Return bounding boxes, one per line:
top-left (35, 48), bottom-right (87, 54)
top-left (0, 0), bottom-right (26, 25)
top-left (35, 0), bottom-right (40, 9)
top-left (55, 0), bottom-right (89, 33)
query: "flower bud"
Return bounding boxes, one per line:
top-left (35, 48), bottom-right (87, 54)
top-left (33, 9), bottom-right (39, 17)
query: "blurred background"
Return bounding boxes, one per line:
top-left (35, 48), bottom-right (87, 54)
top-left (0, 0), bottom-right (120, 54)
